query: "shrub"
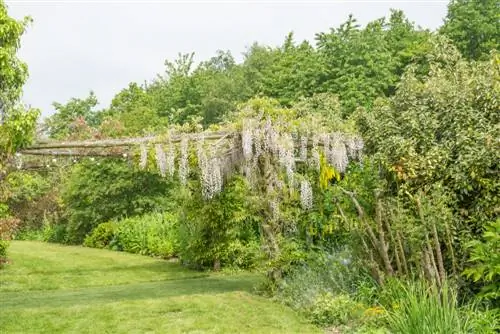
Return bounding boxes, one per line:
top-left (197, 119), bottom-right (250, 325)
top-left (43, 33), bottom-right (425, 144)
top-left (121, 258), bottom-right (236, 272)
top-left (178, 176), bottom-right (261, 270)
top-left (43, 223), bottom-right (69, 244)
top-left (307, 292), bottom-right (365, 327)
top-left (115, 212), bottom-right (178, 258)
top-left (222, 239), bottom-right (261, 270)
top-left (61, 160), bottom-right (173, 244)
top-left (83, 222), bottom-right (118, 249)
top-left (463, 219), bottom-right (500, 302)
top-left (0, 171), bottom-right (59, 231)
top-left (0, 217), bottom-right (20, 240)
top-left (276, 248), bottom-right (371, 306)
top-left (272, 248), bottom-right (382, 330)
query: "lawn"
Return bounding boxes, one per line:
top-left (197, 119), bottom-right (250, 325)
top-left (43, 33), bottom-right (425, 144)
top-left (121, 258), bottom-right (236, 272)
top-left (0, 241), bottom-right (320, 333)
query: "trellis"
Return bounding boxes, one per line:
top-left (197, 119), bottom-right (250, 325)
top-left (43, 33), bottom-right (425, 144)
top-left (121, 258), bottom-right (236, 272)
top-left (14, 120), bottom-right (364, 204)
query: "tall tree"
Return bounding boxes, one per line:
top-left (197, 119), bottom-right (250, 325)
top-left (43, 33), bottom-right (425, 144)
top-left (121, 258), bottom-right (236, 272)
top-left (44, 91), bottom-right (100, 139)
top-left (316, 11), bottom-right (429, 114)
top-left (0, 1), bottom-right (39, 160)
top-left (441, 0), bottom-right (500, 60)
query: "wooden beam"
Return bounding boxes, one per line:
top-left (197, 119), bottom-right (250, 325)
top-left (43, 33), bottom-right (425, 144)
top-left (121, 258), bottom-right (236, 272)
top-left (19, 149), bottom-right (125, 157)
top-left (28, 131), bottom-right (234, 150)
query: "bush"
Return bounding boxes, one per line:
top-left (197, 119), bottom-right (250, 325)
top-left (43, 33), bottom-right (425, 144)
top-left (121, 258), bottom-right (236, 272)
top-left (83, 222), bottom-right (118, 249)
top-left (463, 219), bottom-right (500, 302)
top-left (276, 248), bottom-right (371, 306)
top-left (307, 292), bottom-right (365, 327)
top-left (61, 160), bottom-right (173, 244)
top-left (115, 212), bottom-right (178, 258)
top-left (1, 171), bottom-right (60, 231)
top-left (43, 223), bottom-right (69, 244)
top-left (272, 248), bottom-right (383, 330)
top-left (178, 176), bottom-right (261, 270)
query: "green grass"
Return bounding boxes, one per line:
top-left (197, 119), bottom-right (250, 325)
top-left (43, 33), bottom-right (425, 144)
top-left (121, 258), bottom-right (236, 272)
top-left (0, 241), bottom-right (320, 333)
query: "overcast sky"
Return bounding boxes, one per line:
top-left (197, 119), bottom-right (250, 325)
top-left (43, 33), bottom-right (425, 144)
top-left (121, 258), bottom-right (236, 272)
top-left (6, 0), bottom-right (449, 117)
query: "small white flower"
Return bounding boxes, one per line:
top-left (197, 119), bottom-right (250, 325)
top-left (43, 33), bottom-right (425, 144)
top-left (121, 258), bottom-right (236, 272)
top-left (300, 180), bottom-right (313, 210)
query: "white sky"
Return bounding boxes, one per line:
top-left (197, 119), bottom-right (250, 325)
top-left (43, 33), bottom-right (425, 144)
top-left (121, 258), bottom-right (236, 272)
top-left (5, 0), bottom-right (449, 117)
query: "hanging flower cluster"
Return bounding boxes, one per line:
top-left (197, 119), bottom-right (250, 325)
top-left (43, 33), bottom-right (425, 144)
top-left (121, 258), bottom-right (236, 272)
top-left (165, 141), bottom-right (176, 177)
top-left (14, 153), bottom-right (23, 170)
top-left (178, 136), bottom-right (189, 185)
top-left (277, 133), bottom-right (295, 186)
top-left (327, 132), bottom-right (349, 173)
top-left (300, 180), bottom-right (313, 210)
top-left (238, 117), bottom-right (363, 210)
top-left (137, 118), bottom-right (363, 206)
top-left (299, 134), bottom-right (308, 161)
top-left (346, 136), bottom-right (364, 161)
top-left (196, 139), bottom-right (223, 199)
top-left (155, 144), bottom-right (166, 177)
top-left (310, 135), bottom-right (320, 171)
top-left (139, 143), bottom-right (148, 170)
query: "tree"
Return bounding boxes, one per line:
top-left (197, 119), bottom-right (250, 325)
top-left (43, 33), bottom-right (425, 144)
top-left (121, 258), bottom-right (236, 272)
top-left (358, 38), bottom-right (499, 280)
top-left (0, 1), bottom-right (31, 120)
top-left (148, 51), bottom-right (253, 127)
top-left (102, 82), bottom-right (168, 136)
top-left (441, 0), bottom-right (500, 60)
top-left (44, 91), bottom-right (100, 139)
top-left (243, 34), bottom-right (323, 106)
top-left (316, 11), bottom-right (429, 114)
top-left (0, 1), bottom-right (39, 164)
top-left (0, 0), bottom-right (39, 260)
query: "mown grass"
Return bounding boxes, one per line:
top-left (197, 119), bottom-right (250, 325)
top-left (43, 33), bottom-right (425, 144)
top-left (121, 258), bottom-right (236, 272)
top-left (0, 241), bottom-right (320, 333)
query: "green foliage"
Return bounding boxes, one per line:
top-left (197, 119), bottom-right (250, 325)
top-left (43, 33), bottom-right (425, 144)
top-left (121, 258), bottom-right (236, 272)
top-left (42, 223), bottom-right (68, 244)
top-left (242, 34), bottom-right (323, 106)
top-left (358, 43), bottom-right (499, 282)
top-left (463, 219), bottom-right (500, 302)
top-left (272, 248), bottom-right (384, 331)
top-left (441, 0), bottom-right (500, 60)
top-left (147, 51), bottom-right (252, 127)
top-left (0, 171), bottom-right (60, 230)
top-left (83, 222), bottom-right (118, 249)
top-left (61, 159), bottom-right (172, 244)
top-left (0, 107), bottom-right (39, 156)
top-left (178, 176), bottom-right (261, 269)
top-left (115, 212), bottom-right (178, 258)
top-left (0, 1), bottom-right (30, 108)
top-left (316, 11), bottom-right (429, 113)
top-left (275, 249), bottom-right (369, 305)
top-left (382, 280), bottom-right (494, 334)
top-left (308, 293), bottom-right (364, 327)
top-left (44, 92), bottom-right (100, 139)
top-left (100, 83), bottom-right (169, 136)
top-left (0, 13), bottom-right (38, 161)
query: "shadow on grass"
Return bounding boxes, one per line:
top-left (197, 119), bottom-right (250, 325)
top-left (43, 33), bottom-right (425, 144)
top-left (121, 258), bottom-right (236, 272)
top-left (20, 261), bottom-right (203, 276)
top-left (0, 275), bottom-right (260, 310)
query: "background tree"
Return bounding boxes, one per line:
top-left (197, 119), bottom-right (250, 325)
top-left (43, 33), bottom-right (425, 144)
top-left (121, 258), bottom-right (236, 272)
top-left (44, 91), bottom-right (100, 139)
top-left (441, 0), bottom-right (499, 60)
top-left (316, 11), bottom-right (429, 114)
